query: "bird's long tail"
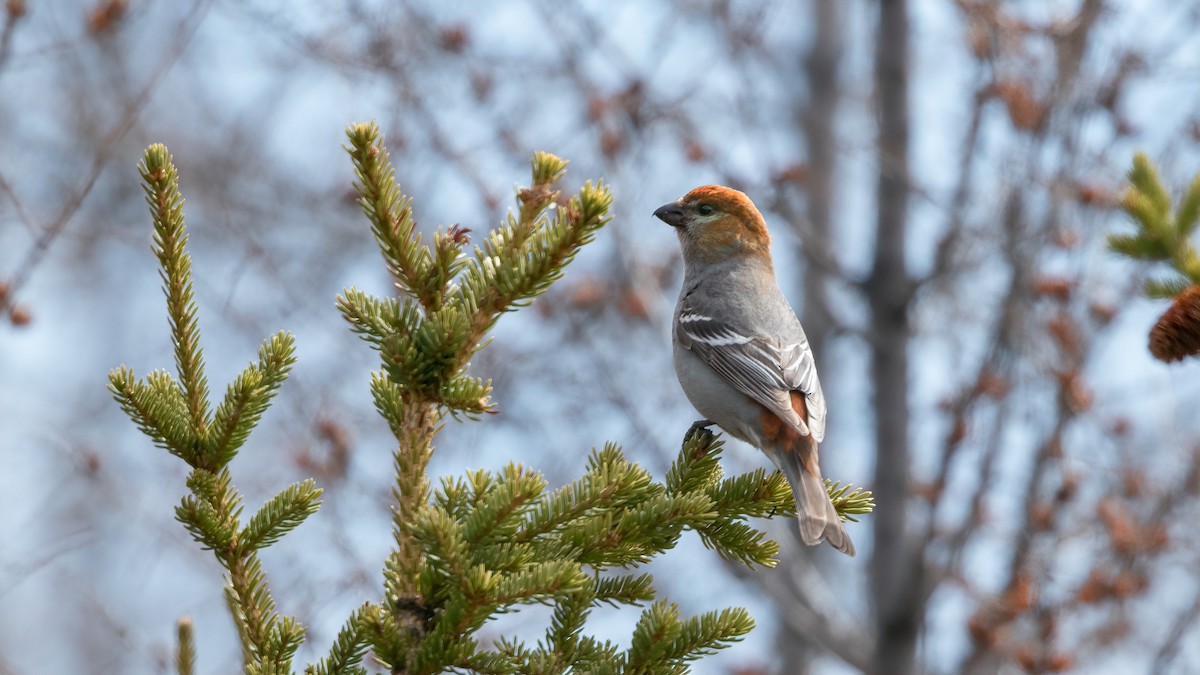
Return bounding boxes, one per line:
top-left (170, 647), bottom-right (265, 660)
top-left (770, 444), bottom-right (855, 557)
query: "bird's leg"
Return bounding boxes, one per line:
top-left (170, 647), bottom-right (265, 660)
top-left (684, 419), bottom-right (717, 445)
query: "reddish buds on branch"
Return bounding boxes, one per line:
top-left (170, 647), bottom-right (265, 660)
top-left (87, 0), bottom-right (126, 34)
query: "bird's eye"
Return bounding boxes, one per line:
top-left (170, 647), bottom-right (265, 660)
top-left (697, 204), bottom-right (715, 216)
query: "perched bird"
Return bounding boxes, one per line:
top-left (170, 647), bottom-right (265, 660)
top-left (654, 185), bottom-right (854, 556)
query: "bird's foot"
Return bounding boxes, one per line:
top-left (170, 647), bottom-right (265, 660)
top-left (684, 419), bottom-right (717, 445)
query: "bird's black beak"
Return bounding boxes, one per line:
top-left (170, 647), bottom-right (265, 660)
top-left (654, 203), bottom-right (686, 227)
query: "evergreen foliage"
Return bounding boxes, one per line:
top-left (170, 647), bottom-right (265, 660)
top-left (110, 145), bottom-right (315, 675)
top-left (111, 125), bottom-right (872, 675)
top-left (177, 618), bottom-right (196, 675)
top-left (1109, 153), bottom-right (1200, 298)
top-left (1110, 154), bottom-right (1200, 362)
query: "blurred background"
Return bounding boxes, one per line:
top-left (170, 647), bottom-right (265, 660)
top-left (3, 1), bottom-right (1200, 673)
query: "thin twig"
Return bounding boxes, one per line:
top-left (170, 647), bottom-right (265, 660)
top-left (0, 1), bottom-right (210, 320)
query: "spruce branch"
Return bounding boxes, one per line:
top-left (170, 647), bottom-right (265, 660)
top-left (1110, 153), bottom-right (1200, 298)
top-left (487, 560), bottom-right (590, 608)
top-left (140, 144), bottom-right (210, 435)
top-left (345, 123), bottom-right (437, 310)
top-left (517, 448), bottom-right (651, 544)
top-left (706, 468), bottom-right (792, 520)
top-left (826, 480), bottom-right (876, 523)
top-left (665, 429), bottom-right (724, 495)
top-left (625, 601), bottom-right (755, 673)
top-left (592, 573), bottom-right (656, 607)
top-left (337, 288), bottom-right (408, 348)
top-left (306, 604), bottom-right (371, 675)
top-left (545, 587), bottom-right (596, 667)
top-left (239, 479), bottom-right (323, 552)
top-left (669, 427), bottom-right (873, 565)
top-left (120, 133), bottom-right (818, 675)
top-left (112, 145), bottom-right (315, 674)
top-left (457, 650), bottom-right (519, 675)
top-left (109, 367), bottom-right (196, 462)
top-left (340, 122), bottom-right (626, 673)
top-left (176, 491), bottom-right (234, 552)
top-left (225, 555), bottom-right (278, 667)
top-left (457, 155), bottom-right (613, 361)
top-left (339, 122), bottom-right (611, 420)
top-left (1111, 154), bottom-right (1200, 361)
top-left (461, 465), bottom-right (546, 546)
top-left (174, 468), bottom-right (242, 558)
top-left (438, 374), bottom-right (494, 420)
top-left (382, 433), bottom-right (804, 672)
top-left (207, 331), bottom-right (297, 467)
top-left (261, 614), bottom-right (306, 669)
top-left (176, 617), bottom-right (195, 675)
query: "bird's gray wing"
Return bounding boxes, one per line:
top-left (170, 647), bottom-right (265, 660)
top-left (676, 302), bottom-right (826, 442)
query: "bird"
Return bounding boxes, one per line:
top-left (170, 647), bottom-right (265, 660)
top-left (654, 185), bottom-right (854, 556)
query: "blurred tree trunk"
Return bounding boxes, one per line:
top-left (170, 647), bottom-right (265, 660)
top-left (798, 0), bottom-right (841, 360)
top-left (776, 1), bottom-right (842, 670)
top-left (869, 1), bottom-right (920, 674)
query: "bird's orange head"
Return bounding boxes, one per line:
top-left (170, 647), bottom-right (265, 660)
top-left (653, 185), bottom-right (772, 266)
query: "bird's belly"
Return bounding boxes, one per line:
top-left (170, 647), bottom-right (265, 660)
top-left (672, 344), bottom-right (764, 447)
